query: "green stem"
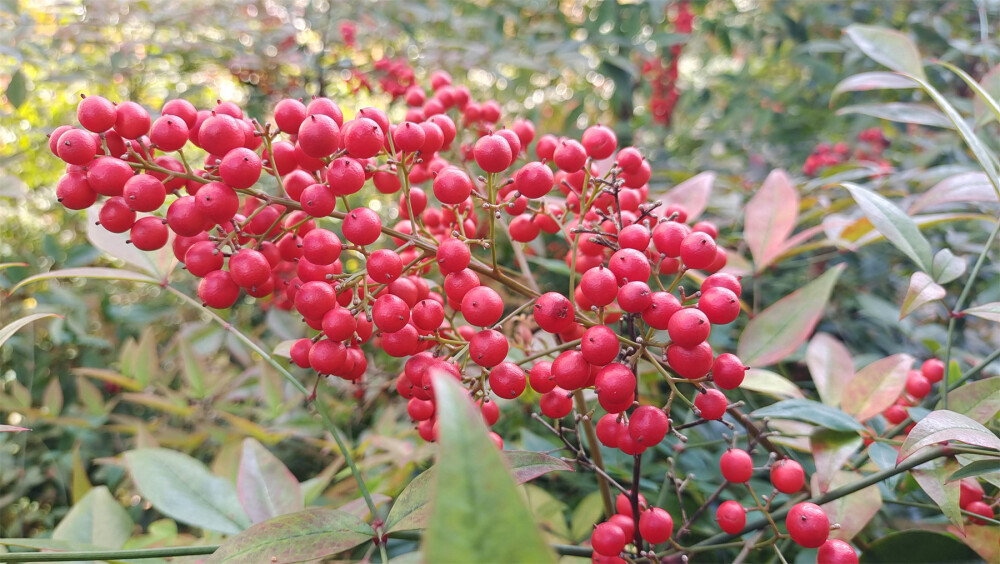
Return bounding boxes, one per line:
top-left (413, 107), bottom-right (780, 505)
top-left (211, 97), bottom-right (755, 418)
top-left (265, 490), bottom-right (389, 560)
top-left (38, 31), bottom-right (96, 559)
top-left (0, 545), bottom-right (217, 562)
top-left (884, 498), bottom-right (1000, 526)
top-left (943, 216), bottom-right (1000, 410)
top-left (574, 390), bottom-right (615, 518)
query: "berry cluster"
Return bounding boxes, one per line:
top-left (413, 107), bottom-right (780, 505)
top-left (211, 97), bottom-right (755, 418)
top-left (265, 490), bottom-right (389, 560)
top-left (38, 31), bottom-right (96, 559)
top-left (801, 127), bottom-right (890, 176)
top-left (640, 1), bottom-right (693, 127)
top-left (883, 358), bottom-right (944, 426)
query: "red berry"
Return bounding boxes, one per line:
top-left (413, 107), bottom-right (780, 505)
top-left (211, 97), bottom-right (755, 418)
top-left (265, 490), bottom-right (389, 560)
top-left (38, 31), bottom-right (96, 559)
top-left (462, 286), bottom-right (504, 327)
top-left (609, 248), bottom-right (651, 285)
top-left (489, 362), bottom-right (526, 400)
top-left (698, 287), bottom-right (740, 325)
top-left (149, 115), bottom-right (189, 151)
top-left (642, 291), bottom-right (682, 330)
top-left (921, 358), bottom-right (945, 383)
top-left (77, 95), bottom-right (117, 133)
top-left (638, 507), bottom-right (673, 544)
top-left (595, 363), bottom-right (636, 404)
top-left (273, 98), bottom-right (307, 133)
top-left (582, 325), bottom-right (620, 366)
top-left (197, 113), bottom-right (242, 155)
top-left (86, 156), bottom-right (133, 197)
top-left (965, 500), bottom-right (994, 525)
top-left (219, 147), bottom-right (262, 189)
top-left (57, 128), bottom-right (98, 165)
top-left (591, 522), bottom-right (627, 557)
top-left (309, 339), bottom-right (347, 374)
top-left (905, 370), bottom-right (932, 399)
top-left (615, 492), bottom-right (647, 516)
top-left (667, 341), bottom-right (714, 379)
top-left (56, 172), bottom-right (98, 210)
top-left (716, 501), bottom-right (746, 534)
top-left (372, 294), bottom-right (410, 333)
top-left (344, 117), bottom-right (384, 158)
top-left (581, 266), bottom-right (618, 307)
top-left (123, 174), bottom-right (166, 212)
top-left (514, 161), bottom-right (554, 199)
top-left (629, 405), bottom-right (669, 447)
top-left (667, 308), bottom-right (711, 347)
top-left (534, 292), bottom-right (576, 334)
top-left (695, 389), bottom-right (728, 420)
top-left (469, 329), bottom-right (509, 367)
top-left (342, 207), bottom-right (382, 246)
top-left (197, 269), bottom-right (240, 309)
top-left (883, 404), bottom-right (908, 425)
top-left (552, 350), bottom-right (590, 391)
top-left (712, 353), bottom-right (747, 389)
top-left (770, 459), bottom-right (806, 494)
top-left (617, 281), bottom-right (653, 313)
top-left (817, 539), bottom-right (859, 564)
top-left (679, 231), bottom-right (717, 270)
top-left (959, 478), bottom-right (985, 509)
top-left (436, 238), bottom-right (471, 275)
top-left (652, 221), bottom-right (690, 258)
top-left (539, 388), bottom-right (574, 418)
top-left (98, 197), bottom-right (136, 233)
top-left (701, 272), bottom-right (743, 297)
top-left (432, 166), bottom-right (474, 205)
top-left (720, 449), bottom-right (753, 483)
top-left (596, 414), bottom-right (624, 448)
top-left (474, 133), bottom-right (513, 172)
top-left (786, 502), bottom-right (830, 548)
top-left (528, 361), bottom-right (556, 393)
top-left (581, 125), bottom-right (617, 160)
top-left (114, 101), bottom-right (151, 139)
top-left (553, 139), bottom-right (587, 172)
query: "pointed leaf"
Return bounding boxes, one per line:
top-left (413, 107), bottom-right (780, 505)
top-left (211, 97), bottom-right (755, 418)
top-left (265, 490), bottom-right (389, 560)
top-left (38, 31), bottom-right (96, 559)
top-left (909, 172), bottom-right (998, 214)
top-left (862, 530), bottom-right (978, 563)
top-left (813, 470), bottom-right (881, 541)
top-left (0, 313), bottom-right (60, 349)
top-left (124, 448), bottom-right (250, 535)
top-left (962, 302), bottom-right (1000, 322)
top-left (842, 182), bottom-right (933, 271)
top-left (935, 378), bottom-right (1000, 424)
top-left (505, 451), bottom-right (575, 484)
top-left (841, 354), bottom-right (913, 422)
top-left (972, 64), bottom-right (1000, 126)
top-left (656, 172), bottom-right (714, 222)
top-left (52, 486), bottom-right (133, 549)
top-left (42, 377), bottom-right (63, 416)
top-left (811, 429), bottom-right (864, 491)
top-left (5, 68), bottom-right (27, 108)
top-left (423, 372), bottom-right (556, 563)
top-left (385, 469), bottom-right (435, 533)
top-left (831, 71), bottom-right (919, 101)
top-left (912, 457), bottom-right (964, 530)
top-left (238, 439), bottom-right (304, 523)
top-left (948, 459), bottom-right (1000, 483)
top-left (740, 369), bottom-right (805, 399)
top-left (337, 494), bottom-right (392, 521)
top-left (0, 425), bottom-right (29, 432)
top-left (206, 508), bottom-right (373, 564)
top-left (752, 399), bottom-right (864, 432)
top-left (744, 169), bottom-right (798, 272)
top-left (71, 445), bottom-right (92, 503)
top-left (931, 249), bottom-right (966, 284)
top-left (806, 332), bottom-right (855, 408)
top-left (900, 271), bottom-right (946, 319)
top-left (898, 410), bottom-right (1000, 463)
top-left (301, 458), bottom-right (344, 505)
top-left (845, 24), bottom-right (926, 79)
top-left (737, 264), bottom-right (845, 366)
top-left (948, 524), bottom-right (1000, 564)
top-left (835, 102), bottom-right (953, 129)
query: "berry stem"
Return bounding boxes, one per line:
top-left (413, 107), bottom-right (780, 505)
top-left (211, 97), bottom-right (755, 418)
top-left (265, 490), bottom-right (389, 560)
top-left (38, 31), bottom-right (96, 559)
top-left (573, 390), bottom-right (616, 517)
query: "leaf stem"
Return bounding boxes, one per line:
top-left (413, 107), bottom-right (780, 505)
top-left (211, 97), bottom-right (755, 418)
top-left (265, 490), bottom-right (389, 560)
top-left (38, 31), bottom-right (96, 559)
top-left (0, 545), bottom-right (218, 562)
top-left (573, 390), bottom-right (615, 517)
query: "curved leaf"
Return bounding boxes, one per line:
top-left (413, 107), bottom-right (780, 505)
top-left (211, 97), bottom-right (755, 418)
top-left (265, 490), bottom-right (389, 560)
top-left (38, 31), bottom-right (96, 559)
top-left (0, 425), bottom-right (30, 432)
top-left (947, 524), bottom-right (1000, 564)
top-left (238, 438), bottom-right (304, 524)
top-left (740, 369), bottom-right (804, 399)
top-left (898, 410), bottom-right (1000, 463)
top-left (811, 429), bottom-right (863, 491)
top-left (656, 171), bottom-right (714, 221)
top-left (860, 530), bottom-right (978, 563)
top-left (737, 264), bottom-right (845, 366)
top-left (505, 451), bottom-right (574, 484)
top-left (86, 206), bottom-right (175, 278)
top-left (835, 102), bottom-right (953, 129)
top-left (0, 313), bottom-right (61, 350)
top-left (900, 271), bottom-right (945, 319)
top-left (12, 267), bottom-right (159, 293)
top-left (745, 169), bottom-right (798, 272)
top-left (962, 302), bottom-right (1000, 322)
top-left (912, 458), bottom-right (964, 530)
top-left (933, 61), bottom-right (1000, 128)
top-left (842, 182), bottom-right (933, 271)
top-left (813, 470), bottom-right (881, 541)
top-left (831, 71), bottom-right (919, 101)
top-left (752, 399), bottom-right (864, 432)
top-left (423, 372), bottom-right (555, 564)
top-left (948, 459), bottom-right (1000, 483)
top-left (52, 486), bottom-right (132, 550)
top-left (124, 448), bottom-right (250, 535)
top-left (206, 508), bottom-right (373, 564)
top-left (841, 354), bottom-right (913, 423)
top-left (805, 332), bottom-right (854, 408)
top-left (845, 24), bottom-right (926, 79)
top-left (931, 249), bottom-right (966, 284)
top-left (935, 378), bottom-right (1000, 425)
top-left (909, 172), bottom-right (998, 214)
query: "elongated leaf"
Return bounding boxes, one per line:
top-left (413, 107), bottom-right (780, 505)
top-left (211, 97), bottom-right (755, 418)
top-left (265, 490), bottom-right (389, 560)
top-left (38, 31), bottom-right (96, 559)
top-left (972, 64), bottom-right (1000, 127)
top-left (836, 102), bottom-right (953, 128)
top-left (86, 207), bottom-right (166, 277)
top-left (745, 169), bottom-right (798, 272)
top-left (505, 451), bottom-right (574, 484)
top-left (948, 524), bottom-right (1000, 564)
top-left (899, 410), bottom-right (1000, 463)
top-left (6, 68), bottom-right (27, 108)
top-left (752, 399), bottom-right (864, 432)
top-left (12, 267), bottom-right (159, 293)
top-left (934, 61), bottom-right (1000, 127)
top-left (936, 378), bottom-right (1000, 424)
top-left (812, 429), bottom-right (864, 491)
top-left (337, 494), bottom-right (391, 521)
top-left (0, 313), bottom-right (60, 350)
top-left (656, 171), bottom-right (714, 221)
top-left (842, 182), bottom-right (933, 271)
top-left (805, 332), bottom-right (854, 408)
top-left (900, 271), bottom-right (946, 319)
top-left (948, 459), bottom-right (1000, 483)
top-left (238, 439), bottom-right (303, 523)
top-left (740, 369), bottom-right (805, 399)
top-left (841, 354), bottom-right (913, 423)
top-left (301, 458), bottom-right (344, 505)
top-left (813, 470), bottom-right (881, 541)
top-left (0, 425), bottom-right (29, 432)
top-left (962, 302), bottom-right (1000, 322)
top-left (831, 71), bottom-right (919, 101)
top-left (931, 249), bottom-right (966, 284)
top-left (912, 457), bottom-right (964, 530)
top-left (52, 486), bottom-right (132, 549)
top-left (862, 531), bottom-right (978, 563)
top-left (206, 508), bottom-right (373, 564)
top-left (909, 172), bottom-right (998, 214)
top-left (737, 264), bottom-right (845, 366)
top-left (845, 24), bottom-right (926, 79)
top-left (124, 448), bottom-right (250, 534)
top-left (423, 372), bottom-right (555, 563)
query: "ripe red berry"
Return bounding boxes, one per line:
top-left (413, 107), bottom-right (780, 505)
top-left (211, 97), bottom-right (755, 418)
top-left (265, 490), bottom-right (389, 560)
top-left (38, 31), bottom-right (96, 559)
top-left (591, 522), bottom-right (627, 557)
top-left (98, 197), bottom-right (136, 233)
top-left (638, 507), bottom-right (673, 544)
top-left (617, 281), bottom-right (653, 313)
top-left (198, 113), bottom-right (242, 156)
top-left (695, 388), bottom-right (728, 420)
top-left (817, 539), bottom-right (858, 564)
top-left (905, 370), bottom-right (932, 399)
top-left (711, 353), bottom-right (747, 389)
top-left (786, 502), bottom-right (830, 548)
top-left (322, 307), bottom-right (357, 342)
top-left (469, 329), bottom-right (508, 367)
top-left (582, 325), bottom-right (620, 366)
top-left (595, 363), bottom-right (635, 404)
top-left (514, 161), bottom-right (554, 199)
top-left (77, 95), bottom-right (117, 133)
top-left (581, 266), bottom-right (618, 307)
top-left (609, 248), bottom-right (651, 285)
top-left (652, 221), bottom-right (690, 258)
top-left (342, 207), bottom-right (382, 246)
top-left (344, 117), bottom-right (384, 158)
top-left (615, 492), bottom-right (647, 516)
top-left (372, 294), bottom-right (410, 333)
top-left (297, 113), bottom-right (341, 158)
top-left (368, 249), bottom-right (403, 282)
top-left (165, 195), bottom-right (209, 237)
top-left (219, 147), bottom-right (262, 189)
top-left (432, 166), bottom-right (474, 205)
top-left (198, 269), bottom-right (240, 309)
top-left (596, 414), bottom-right (625, 448)
top-left (149, 115), bottom-right (189, 151)
top-left (679, 231), bottom-right (718, 270)
top-left (309, 339), bottom-right (347, 374)
top-left (770, 459), bottom-right (806, 494)
top-left (667, 308), bottom-right (711, 347)
top-left (436, 238), bottom-right (471, 275)
top-left (642, 291), bottom-right (682, 330)
top-left (527, 361), bottom-right (556, 393)
top-left (965, 500), bottom-right (994, 525)
top-left (534, 292), bottom-right (576, 334)
top-left (959, 478), bottom-right (985, 509)
top-left (57, 129), bottom-right (98, 165)
top-left (461, 286), bottom-right (504, 327)
top-left (581, 125), bottom-right (617, 160)
top-left (327, 157), bottom-right (366, 196)
top-left (553, 139), bottom-right (587, 172)
top-left (920, 358), bottom-right (945, 383)
top-left (667, 341), bottom-right (714, 379)
top-left (539, 388), bottom-right (574, 418)
top-left (56, 172), bottom-right (98, 210)
top-left (716, 501), bottom-right (746, 534)
top-left (114, 101), bottom-right (151, 139)
top-left (618, 224), bottom-right (651, 251)
top-left (474, 133), bottom-right (513, 172)
top-left (273, 98), bottom-right (307, 133)
top-left (123, 174), bottom-right (166, 212)
top-left (552, 350), bottom-right (590, 390)
top-left (698, 287), bottom-right (740, 325)
top-left (86, 156), bottom-right (133, 197)
top-left (489, 362), bottom-right (526, 399)
top-left (720, 449), bottom-right (753, 483)
top-left (629, 405), bottom-right (669, 447)
top-left (701, 272), bottom-right (743, 297)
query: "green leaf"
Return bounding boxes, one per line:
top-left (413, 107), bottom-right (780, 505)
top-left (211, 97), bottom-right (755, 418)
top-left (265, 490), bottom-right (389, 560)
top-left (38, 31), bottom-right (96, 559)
top-left (962, 302), bottom-right (1000, 322)
top-left (423, 372), bottom-right (556, 563)
top-left (71, 445), bottom-right (92, 503)
top-left (52, 486), bottom-right (133, 550)
top-left (936, 377), bottom-right (1000, 424)
top-left (570, 490), bottom-right (606, 543)
top-left (178, 338), bottom-right (207, 398)
top-left (504, 450), bottom-right (574, 484)
top-left (842, 182), bottom-right (934, 271)
top-left (831, 71), bottom-right (919, 101)
top-left (301, 458), bottom-right (343, 505)
top-left (655, 171), bottom-right (715, 222)
top-left (931, 249), bottom-right (966, 284)
top-left (948, 459), bottom-right (1000, 483)
top-left (744, 169), bottom-right (798, 273)
top-left (0, 313), bottom-right (61, 350)
top-left (43, 378), bottom-right (63, 417)
top-left (836, 102), bottom-right (953, 129)
top-left (124, 448), bottom-right (250, 535)
top-left (841, 354), bottom-right (913, 423)
top-left (237, 439), bottom-right (304, 524)
top-left (205, 508), bottom-right (373, 564)
top-left (844, 24), bottom-right (926, 79)
top-left (933, 61), bottom-right (1000, 128)
top-left (12, 267), bottom-right (159, 294)
top-left (898, 410), bottom-right (1000, 463)
top-left (805, 332), bottom-right (854, 408)
top-left (912, 457), bottom-right (964, 530)
top-left (972, 64), bottom-right (1000, 127)
top-left (860, 530), bottom-right (978, 563)
top-left (909, 172), bottom-right (998, 214)
top-left (740, 369), bottom-right (805, 399)
top-left (900, 271), bottom-right (945, 320)
top-left (811, 430), bottom-right (864, 491)
top-left (5, 68), bottom-right (27, 108)
top-left (818, 470), bottom-right (881, 542)
top-left (85, 207), bottom-right (173, 278)
top-left (752, 399), bottom-right (864, 432)
top-left (737, 264), bottom-right (845, 366)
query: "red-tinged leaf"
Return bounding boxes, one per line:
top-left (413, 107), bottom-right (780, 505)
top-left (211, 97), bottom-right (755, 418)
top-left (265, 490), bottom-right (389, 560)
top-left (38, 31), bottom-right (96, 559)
top-left (737, 264), bottom-right (845, 366)
top-left (740, 369), bottom-right (805, 399)
top-left (948, 523), bottom-right (1000, 563)
top-left (900, 271), bottom-right (946, 319)
top-left (745, 169), bottom-right (798, 272)
top-left (842, 182), bottom-right (934, 272)
top-left (836, 102), bottom-right (953, 129)
top-left (205, 508), bottom-right (374, 564)
top-left (805, 332), bottom-right (854, 408)
top-left (831, 71), bottom-right (919, 101)
top-left (656, 172), bottom-right (714, 221)
top-left (811, 470), bottom-right (881, 541)
top-left (811, 429), bottom-right (863, 491)
top-left (931, 249), bottom-right (966, 284)
top-left (909, 172), bottom-right (998, 214)
top-left (12, 267), bottom-right (159, 293)
top-left (963, 302), bottom-right (1000, 323)
top-left (336, 494), bottom-right (392, 521)
top-left (238, 438), bottom-right (304, 524)
top-left (898, 410), bottom-right (1000, 463)
top-left (506, 451), bottom-right (574, 484)
top-left (912, 457), bottom-right (964, 531)
top-left (841, 353), bottom-right (913, 423)
top-left (774, 224), bottom-right (828, 262)
top-left (845, 24), bottom-right (927, 80)
top-left (0, 425), bottom-right (29, 432)
top-left (936, 378), bottom-right (1000, 424)
top-left (0, 313), bottom-right (62, 350)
